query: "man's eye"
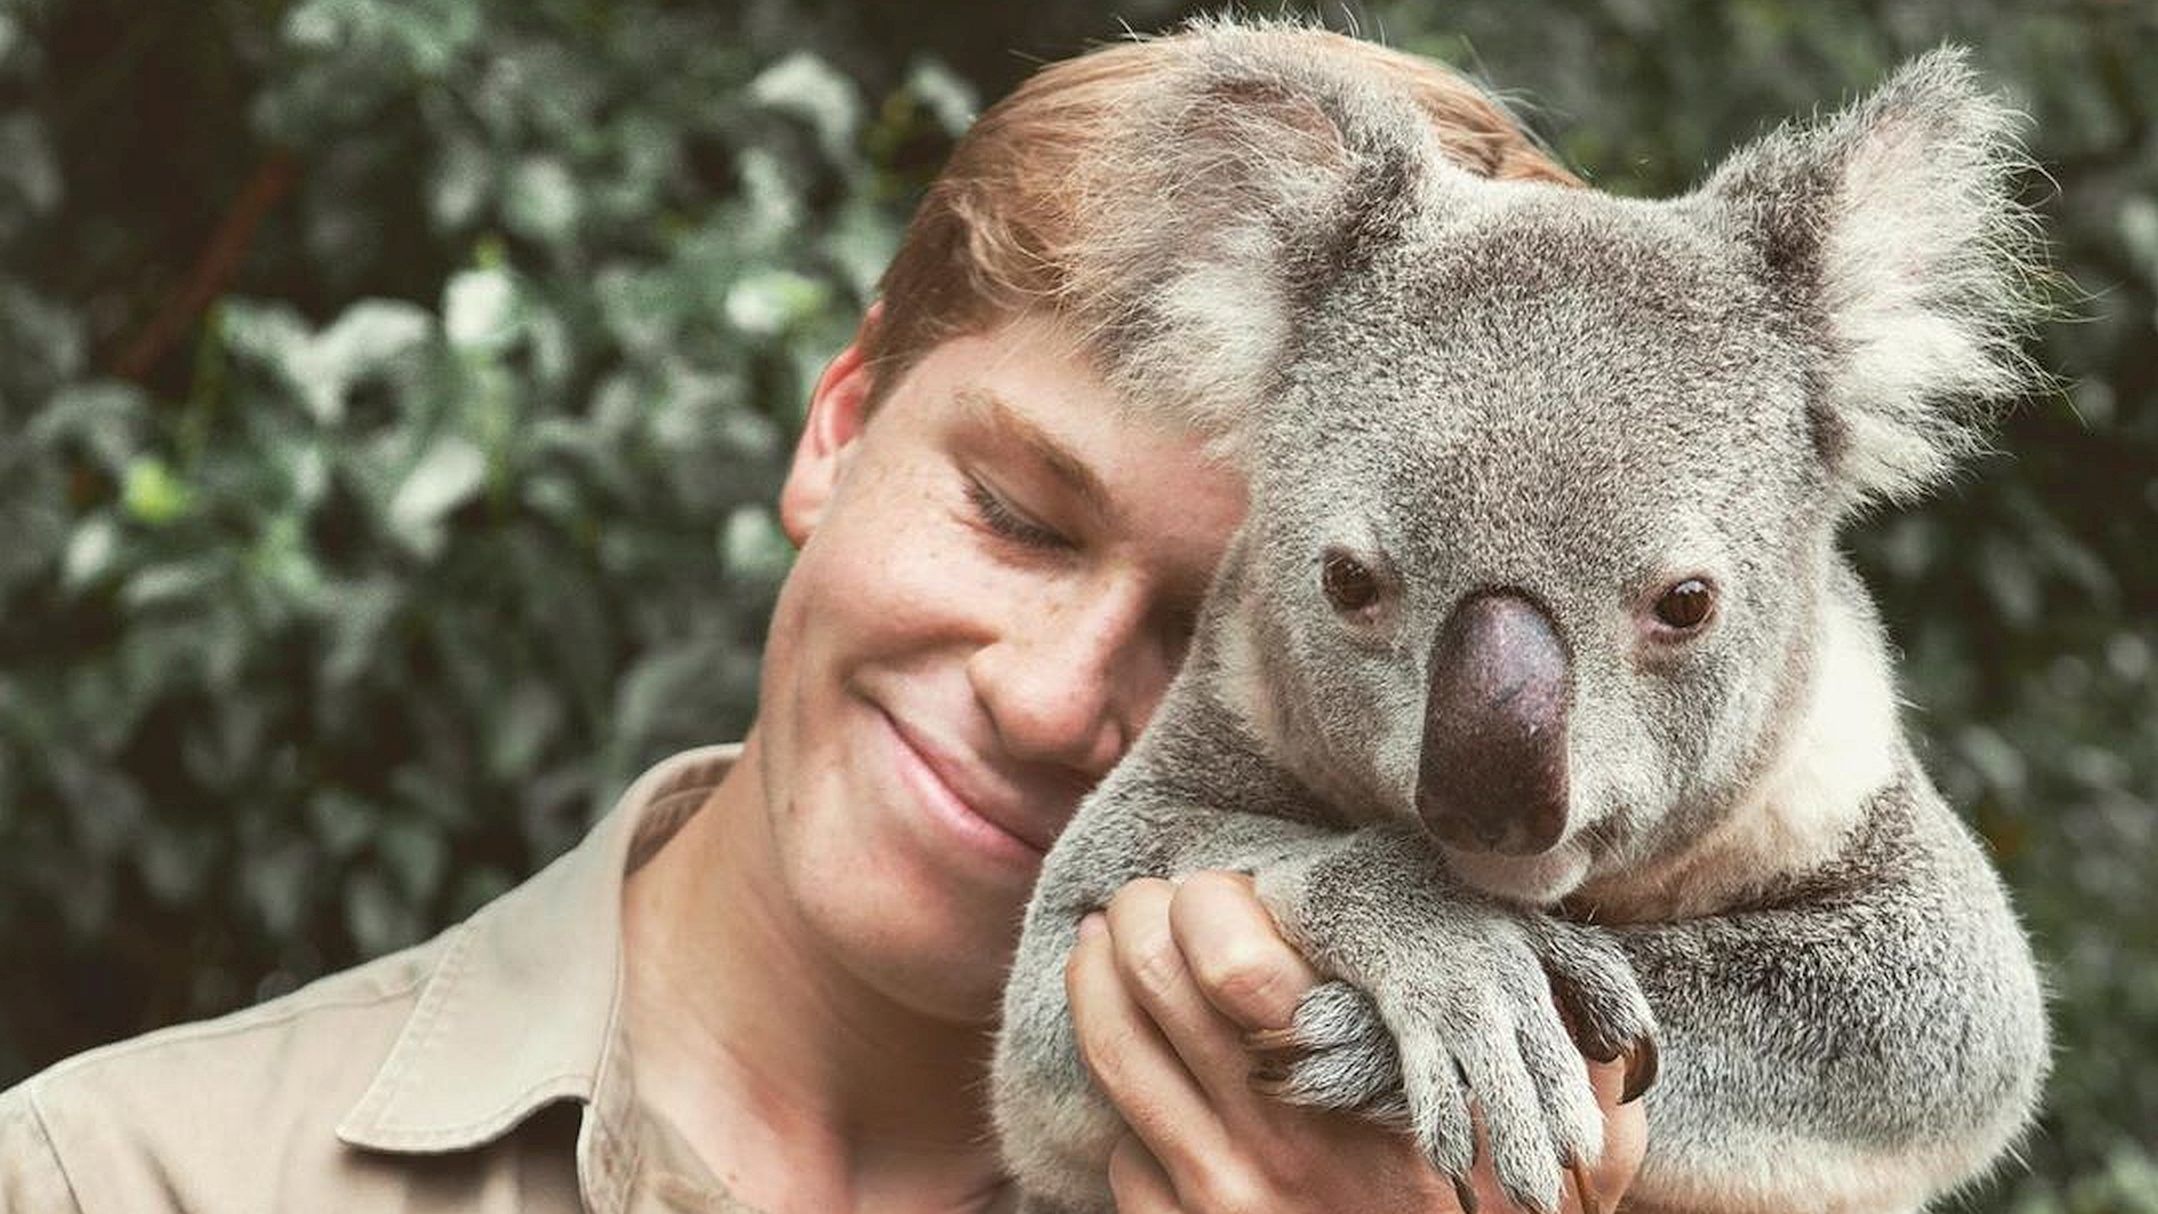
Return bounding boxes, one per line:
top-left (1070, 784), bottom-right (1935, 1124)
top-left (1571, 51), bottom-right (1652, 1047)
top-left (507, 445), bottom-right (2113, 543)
top-left (965, 477), bottom-right (1070, 551)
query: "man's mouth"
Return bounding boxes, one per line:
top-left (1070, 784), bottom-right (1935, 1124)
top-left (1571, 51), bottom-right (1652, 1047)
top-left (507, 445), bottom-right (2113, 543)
top-left (878, 707), bottom-right (1056, 857)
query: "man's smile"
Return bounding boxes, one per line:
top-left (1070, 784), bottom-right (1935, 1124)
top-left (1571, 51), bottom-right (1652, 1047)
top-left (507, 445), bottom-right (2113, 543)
top-left (877, 703), bottom-right (1057, 867)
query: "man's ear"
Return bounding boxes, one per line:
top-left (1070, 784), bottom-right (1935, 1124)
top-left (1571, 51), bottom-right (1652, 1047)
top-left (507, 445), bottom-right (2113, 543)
top-left (779, 303), bottom-right (883, 547)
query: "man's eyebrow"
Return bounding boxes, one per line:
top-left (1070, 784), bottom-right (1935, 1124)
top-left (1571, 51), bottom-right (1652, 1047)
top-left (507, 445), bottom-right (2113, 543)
top-left (953, 386), bottom-right (1113, 519)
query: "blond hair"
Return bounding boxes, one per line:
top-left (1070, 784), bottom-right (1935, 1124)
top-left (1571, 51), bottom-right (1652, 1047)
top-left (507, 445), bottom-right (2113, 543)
top-left (863, 22), bottom-right (1578, 408)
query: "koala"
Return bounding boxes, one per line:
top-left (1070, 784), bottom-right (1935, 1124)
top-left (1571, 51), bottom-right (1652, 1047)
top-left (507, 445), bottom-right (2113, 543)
top-left (992, 23), bottom-right (2050, 1214)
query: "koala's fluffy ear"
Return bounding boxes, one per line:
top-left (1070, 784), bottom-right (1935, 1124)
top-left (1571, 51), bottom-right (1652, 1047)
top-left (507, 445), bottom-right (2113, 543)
top-left (1707, 48), bottom-right (2043, 508)
top-left (1063, 19), bottom-right (1448, 453)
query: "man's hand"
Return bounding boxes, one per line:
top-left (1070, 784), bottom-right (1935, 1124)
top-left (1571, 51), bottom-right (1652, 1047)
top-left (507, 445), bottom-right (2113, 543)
top-left (1064, 871), bottom-right (1645, 1213)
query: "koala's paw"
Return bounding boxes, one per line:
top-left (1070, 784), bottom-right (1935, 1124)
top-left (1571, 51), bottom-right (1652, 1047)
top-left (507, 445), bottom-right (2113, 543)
top-left (1246, 981), bottom-right (1406, 1119)
top-left (1532, 919), bottom-right (1660, 1103)
top-left (1278, 915), bottom-right (1650, 1214)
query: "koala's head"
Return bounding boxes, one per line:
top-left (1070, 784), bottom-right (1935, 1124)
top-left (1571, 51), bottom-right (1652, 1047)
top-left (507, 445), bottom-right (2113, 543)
top-left (1073, 27), bottom-right (2041, 903)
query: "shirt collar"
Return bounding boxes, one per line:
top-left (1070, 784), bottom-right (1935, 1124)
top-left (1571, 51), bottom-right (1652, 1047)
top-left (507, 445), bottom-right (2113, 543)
top-left (334, 744), bottom-right (740, 1162)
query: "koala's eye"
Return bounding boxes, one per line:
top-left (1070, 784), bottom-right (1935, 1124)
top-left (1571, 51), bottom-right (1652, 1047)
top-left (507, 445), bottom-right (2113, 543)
top-left (1653, 579), bottom-right (1716, 631)
top-left (1320, 550), bottom-right (1382, 616)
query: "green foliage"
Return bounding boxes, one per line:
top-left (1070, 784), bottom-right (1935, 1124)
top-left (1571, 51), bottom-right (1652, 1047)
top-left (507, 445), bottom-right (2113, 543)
top-left (1, 0), bottom-right (2151, 1206)
top-left (0, 0), bottom-right (965, 1062)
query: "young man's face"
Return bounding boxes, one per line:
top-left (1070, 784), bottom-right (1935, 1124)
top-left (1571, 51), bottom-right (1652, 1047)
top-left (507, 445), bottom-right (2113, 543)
top-left (757, 314), bottom-right (1246, 1023)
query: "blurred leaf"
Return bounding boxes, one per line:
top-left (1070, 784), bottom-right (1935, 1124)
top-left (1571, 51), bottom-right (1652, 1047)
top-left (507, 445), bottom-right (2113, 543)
top-left (904, 59), bottom-right (977, 136)
top-left (300, 300), bottom-right (435, 425)
top-left (443, 266), bottom-right (519, 352)
top-left (722, 504), bottom-right (792, 581)
top-left (121, 458), bottom-right (193, 525)
top-left (378, 821), bottom-right (447, 903)
top-left (120, 559), bottom-right (223, 610)
top-left (60, 515), bottom-right (117, 590)
top-left (725, 268), bottom-right (830, 337)
top-left (488, 680), bottom-right (562, 779)
top-left (750, 51), bottom-right (862, 162)
top-left (503, 155), bottom-right (579, 243)
top-left (0, 113), bottom-right (61, 218)
top-left (387, 436), bottom-right (485, 551)
top-left (343, 868), bottom-right (417, 957)
top-left (307, 791), bottom-right (379, 861)
top-left (137, 820), bottom-right (217, 904)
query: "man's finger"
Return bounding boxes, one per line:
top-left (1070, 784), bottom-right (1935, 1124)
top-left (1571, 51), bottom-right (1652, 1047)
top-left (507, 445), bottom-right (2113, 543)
top-left (1167, 871), bottom-right (1322, 1032)
top-left (1066, 910), bottom-right (1231, 1177)
top-left (1103, 879), bottom-right (1261, 1106)
top-left (1106, 1133), bottom-right (1185, 1213)
top-left (1584, 1052), bottom-right (1649, 1198)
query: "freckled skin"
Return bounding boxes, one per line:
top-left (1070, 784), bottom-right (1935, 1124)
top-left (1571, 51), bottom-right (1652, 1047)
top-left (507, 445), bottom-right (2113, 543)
top-left (994, 28), bottom-right (2048, 1214)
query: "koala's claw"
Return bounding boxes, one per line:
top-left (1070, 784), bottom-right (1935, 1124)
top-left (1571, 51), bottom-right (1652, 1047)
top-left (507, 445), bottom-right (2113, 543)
top-left (1621, 1034), bottom-right (1660, 1104)
top-left (1533, 918), bottom-right (1661, 1099)
top-left (1246, 981), bottom-right (1403, 1113)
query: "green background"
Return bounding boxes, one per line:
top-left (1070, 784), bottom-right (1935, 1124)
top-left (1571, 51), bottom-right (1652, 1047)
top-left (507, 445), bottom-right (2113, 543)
top-left (1, 0), bottom-right (2151, 1206)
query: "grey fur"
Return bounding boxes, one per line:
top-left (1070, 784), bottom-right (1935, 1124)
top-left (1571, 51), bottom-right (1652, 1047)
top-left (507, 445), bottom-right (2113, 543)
top-left (995, 23), bottom-right (2048, 1214)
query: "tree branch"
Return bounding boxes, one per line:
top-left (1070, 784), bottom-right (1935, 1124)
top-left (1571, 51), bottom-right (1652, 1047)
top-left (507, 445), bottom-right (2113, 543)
top-left (111, 150), bottom-right (301, 383)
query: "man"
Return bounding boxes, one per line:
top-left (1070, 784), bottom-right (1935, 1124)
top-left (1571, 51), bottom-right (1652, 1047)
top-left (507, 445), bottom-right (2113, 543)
top-left (1, 24), bottom-right (1644, 1213)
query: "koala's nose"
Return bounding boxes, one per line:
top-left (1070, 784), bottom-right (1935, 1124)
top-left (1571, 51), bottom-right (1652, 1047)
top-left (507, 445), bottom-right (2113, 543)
top-left (1416, 590), bottom-right (1571, 857)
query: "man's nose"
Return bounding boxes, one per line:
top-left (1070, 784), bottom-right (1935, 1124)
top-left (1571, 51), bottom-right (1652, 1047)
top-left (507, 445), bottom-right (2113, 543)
top-left (968, 584), bottom-right (1156, 779)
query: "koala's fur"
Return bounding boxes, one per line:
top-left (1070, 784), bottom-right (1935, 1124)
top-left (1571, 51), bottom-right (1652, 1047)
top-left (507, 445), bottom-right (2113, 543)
top-left (992, 21), bottom-right (2050, 1214)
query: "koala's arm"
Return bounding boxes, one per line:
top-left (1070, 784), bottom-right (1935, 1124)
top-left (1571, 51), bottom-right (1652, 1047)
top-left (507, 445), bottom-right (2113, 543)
top-left (1607, 776), bottom-right (2049, 1214)
top-left (995, 685), bottom-right (1641, 1214)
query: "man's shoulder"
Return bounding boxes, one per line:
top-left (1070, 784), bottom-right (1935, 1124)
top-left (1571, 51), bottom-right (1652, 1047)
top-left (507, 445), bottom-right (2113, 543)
top-left (22, 927), bottom-right (446, 1101)
top-left (0, 930), bottom-right (455, 1211)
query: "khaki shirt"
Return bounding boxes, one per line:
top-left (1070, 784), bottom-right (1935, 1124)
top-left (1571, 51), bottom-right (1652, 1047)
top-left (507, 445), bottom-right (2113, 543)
top-left (0, 745), bottom-right (765, 1213)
